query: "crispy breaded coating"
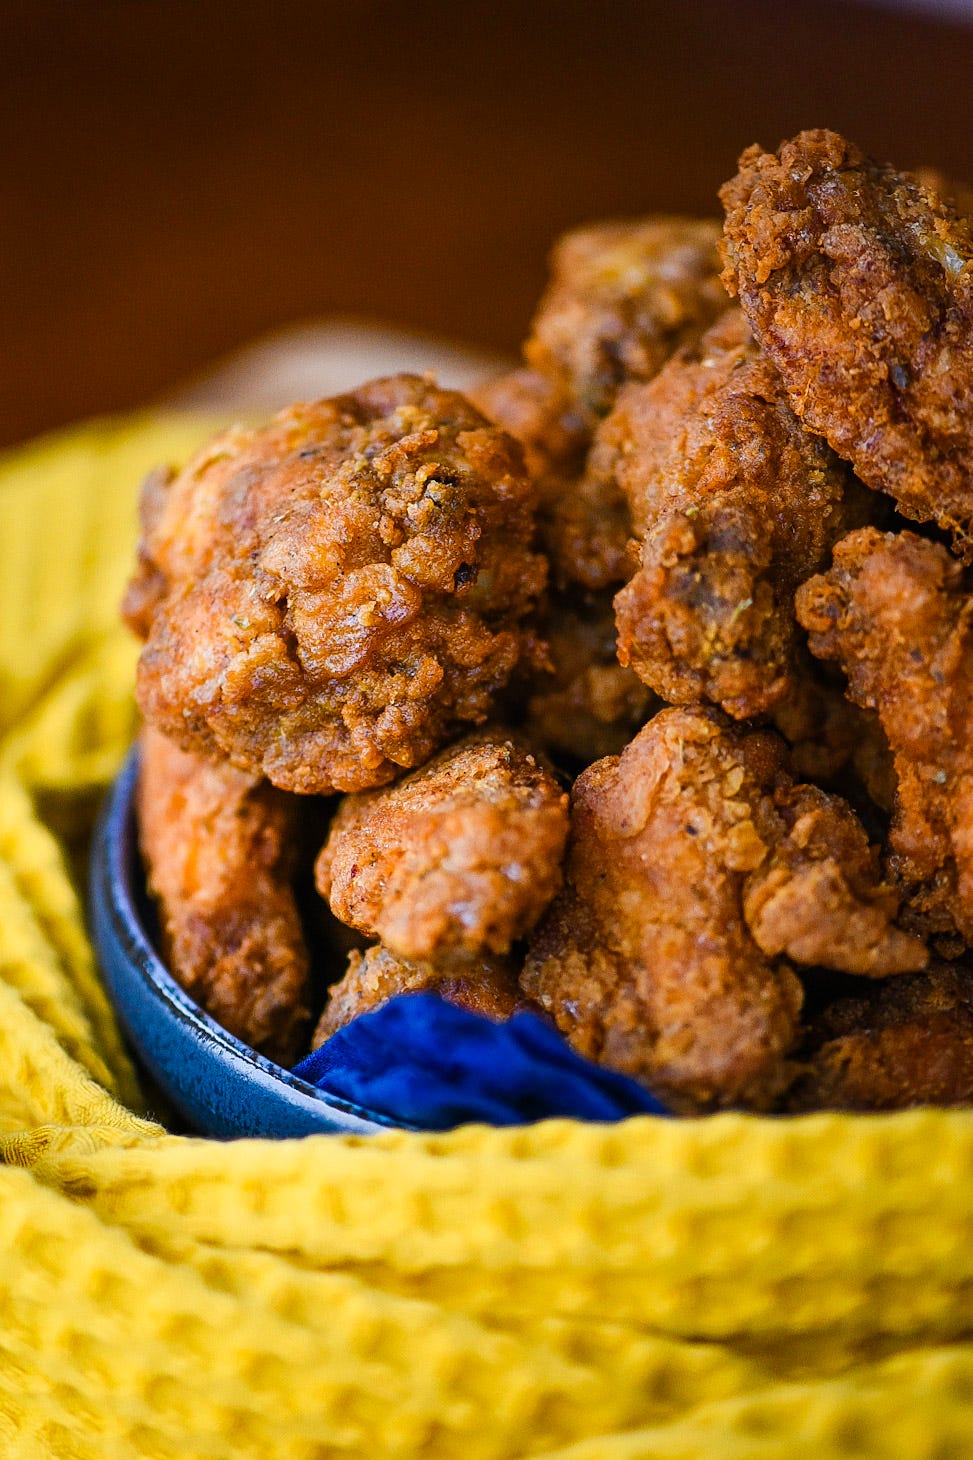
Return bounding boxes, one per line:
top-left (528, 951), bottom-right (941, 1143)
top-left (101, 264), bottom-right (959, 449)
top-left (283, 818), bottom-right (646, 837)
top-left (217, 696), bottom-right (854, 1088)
top-left (743, 782), bottom-right (924, 976)
top-left (589, 310), bottom-right (754, 542)
top-left (796, 526), bottom-right (973, 949)
top-left (912, 167), bottom-right (973, 222)
top-left (472, 220), bottom-right (728, 593)
top-left (521, 710), bottom-right (802, 1112)
top-left (468, 367), bottom-right (587, 484)
top-left (122, 464), bottom-right (178, 639)
top-left (136, 726), bottom-right (311, 1065)
top-left (519, 590), bottom-right (657, 767)
top-left (768, 658), bottom-right (895, 808)
top-left (521, 709), bottom-right (923, 1112)
top-left (720, 129), bottom-right (973, 555)
top-left (471, 367), bottom-right (632, 591)
top-left (787, 963), bottom-right (973, 1112)
top-left (525, 218), bottom-right (728, 430)
top-left (316, 732), bottom-right (569, 962)
top-left (539, 467), bottom-right (635, 593)
top-left (608, 309), bottom-right (867, 718)
top-left (311, 944), bottom-right (522, 1048)
top-left (125, 375), bottom-right (547, 795)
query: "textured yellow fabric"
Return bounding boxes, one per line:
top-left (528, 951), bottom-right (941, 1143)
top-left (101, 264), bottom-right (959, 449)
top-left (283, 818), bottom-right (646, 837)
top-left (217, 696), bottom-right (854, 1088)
top-left (1, 415), bottom-right (972, 1458)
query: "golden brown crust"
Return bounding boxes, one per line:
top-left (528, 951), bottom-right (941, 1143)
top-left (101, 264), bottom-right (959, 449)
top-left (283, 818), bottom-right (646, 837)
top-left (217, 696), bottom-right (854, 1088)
top-left (120, 464), bottom-right (177, 639)
top-left (311, 944), bottom-right (522, 1048)
top-left (787, 963), bottom-right (973, 1112)
top-left (541, 469), bottom-right (635, 594)
top-left (608, 309), bottom-right (868, 718)
top-left (136, 726), bottom-right (311, 1065)
top-left (521, 710), bottom-right (803, 1112)
top-left (525, 217), bottom-right (728, 430)
top-left (316, 731), bottom-right (569, 961)
top-left (470, 366), bottom-right (632, 592)
top-left (127, 375), bottom-right (547, 795)
top-left (796, 526), bottom-right (973, 949)
top-left (911, 166), bottom-right (973, 223)
top-left (720, 129), bottom-right (973, 555)
top-left (743, 782), bottom-right (926, 977)
top-left (519, 591), bottom-right (657, 767)
top-left (767, 659), bottom-right (895, 808)
top-left (522, 709), bottom-right (922, 1112)
top-left (477, 221), bottom-right (726, 594)
top-left (768, 668), bottom-right (858, 788)
top-left (468, 367), bottom-right (587, 485)
top-left (473, 221), bottom-right (728, 594)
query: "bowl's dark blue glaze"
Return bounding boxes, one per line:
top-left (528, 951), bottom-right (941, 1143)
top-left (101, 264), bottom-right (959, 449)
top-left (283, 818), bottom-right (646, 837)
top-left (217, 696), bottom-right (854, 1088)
top-left (89, 749), bottom-right (401, 1138)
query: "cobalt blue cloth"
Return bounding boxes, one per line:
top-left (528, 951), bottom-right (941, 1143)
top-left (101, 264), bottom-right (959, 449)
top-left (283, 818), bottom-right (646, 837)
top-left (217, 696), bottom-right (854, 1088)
top-left (293, 993), bottom-right (667, 1130)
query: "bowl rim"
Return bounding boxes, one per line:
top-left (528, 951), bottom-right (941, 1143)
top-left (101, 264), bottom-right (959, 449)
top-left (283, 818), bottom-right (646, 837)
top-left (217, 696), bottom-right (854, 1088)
top-left (93, 746), bottom-right (410, 1135)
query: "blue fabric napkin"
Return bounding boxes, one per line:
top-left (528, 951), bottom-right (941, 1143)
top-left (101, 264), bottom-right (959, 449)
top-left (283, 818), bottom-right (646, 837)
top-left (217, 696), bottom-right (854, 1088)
top-left (293, 993), bottom-right (667, 1130)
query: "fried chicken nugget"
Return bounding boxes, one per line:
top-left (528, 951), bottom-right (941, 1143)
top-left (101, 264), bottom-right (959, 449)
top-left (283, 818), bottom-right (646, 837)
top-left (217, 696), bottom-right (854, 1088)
top-left (796, 526), bottom-right (973, 949)
top-left (470, 366), bottom-right (633, 591)
top-left (743, 781), bottom-right (924, 976)
top-left (525, 218), bottom-right (729, 430)
top-left (521, 709), bottom-right (924, 1112)
top-left (767, 651), bottom-right (895, 804)
top-left (474, 219), bottom-right (728, 592)
top-left (311, 944), bottom-right (522, 1048)
top-left (125, 375), bottom-right (547, 795)
top-left (316, 731), bottom-right (569, 962)
top-left (912, 167), bottom-right (973, 222)
top-left (608, 309), bottom-right (868, 718)
top-left (468, 367), bottom-right (587, 485)
top-left (519, 590), bottom-right (657, 768)
top-left (720, 129), bottom-right (973, 555)
top-left (787, 963), bottom-right (973, 1112)
top-left (137, 726), bottom-right (311, 1065)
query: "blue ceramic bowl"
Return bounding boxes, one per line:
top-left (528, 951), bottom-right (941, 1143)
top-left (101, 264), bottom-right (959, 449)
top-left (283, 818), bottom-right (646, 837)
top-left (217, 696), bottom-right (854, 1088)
top-left (89, 749), bottom-right (403, 1138)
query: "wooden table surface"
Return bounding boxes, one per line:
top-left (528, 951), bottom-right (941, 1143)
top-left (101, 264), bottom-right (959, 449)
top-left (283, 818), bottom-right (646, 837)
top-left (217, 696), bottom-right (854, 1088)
top-left (2, 0), bottom-right (972, 447)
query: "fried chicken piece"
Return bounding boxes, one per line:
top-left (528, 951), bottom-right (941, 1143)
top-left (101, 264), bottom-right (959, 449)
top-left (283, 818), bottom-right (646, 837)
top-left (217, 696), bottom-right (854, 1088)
top-left (311, 943), bottom-right (522, 1048)
top-left (607, 309), bottom-right (868, 718)
top-left (720, 129), bottom-right (973, 555)
top-left (533, 466), bottom-right (635, 593)
top-left (316, 731), bottom-right (569, 962)
top-left (743, 782), bottom-right (922, 976)
top-left (525, 217), bottom-right (728, 431)
top-left (518, 590), bottom-right (657, 767)
top-left (471, 366), bottom-right (633, 591)
top-left (468, 367), bottom-right (587, 484)
top-left (768, 652), bottom-right (895, 806)
top-left (136, 725), bottom-right (312, 1065)
top-left (312, 731), bottom-right (555, 1045)
top-left (124, 375), bottom-right (547, 795)
top-left (470, 220), bottom-right (727, 593)
top-left (796, 526), bottom-right (973, 948)
top-left (521, 708), bottom-right (924, 1113)
top-left (122, 463), bottom-right (178, 639)
top-left (787, 963), bottom-right (973, 1111)
top-left (541, 468), bottom-right (636, 593)
top-left (521, 711), bottom-right (799, 1112)
top-left (911, 166), bottom-right (973, 223)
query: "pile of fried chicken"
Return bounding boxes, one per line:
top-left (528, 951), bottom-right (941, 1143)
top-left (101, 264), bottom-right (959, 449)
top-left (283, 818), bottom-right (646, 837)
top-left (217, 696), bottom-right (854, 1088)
top-left (126, 129), bottom-right (973, 1115)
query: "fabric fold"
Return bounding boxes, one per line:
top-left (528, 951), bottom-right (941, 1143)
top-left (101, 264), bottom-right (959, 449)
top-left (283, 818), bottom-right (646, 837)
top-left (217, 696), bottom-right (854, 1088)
top-left (0, 411), bottom-right (971, 1457)
top-left (294, 995), bottom-right (667, 1129)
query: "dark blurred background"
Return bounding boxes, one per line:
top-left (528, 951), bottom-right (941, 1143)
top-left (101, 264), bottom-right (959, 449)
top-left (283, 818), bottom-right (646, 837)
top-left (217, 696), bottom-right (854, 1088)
top-left (2, 0), bottom-right (972, 447)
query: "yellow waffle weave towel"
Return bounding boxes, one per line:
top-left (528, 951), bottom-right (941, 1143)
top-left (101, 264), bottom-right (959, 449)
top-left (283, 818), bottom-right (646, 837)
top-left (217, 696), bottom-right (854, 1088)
top-left (2, 414), bottom-right (973, 1459)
